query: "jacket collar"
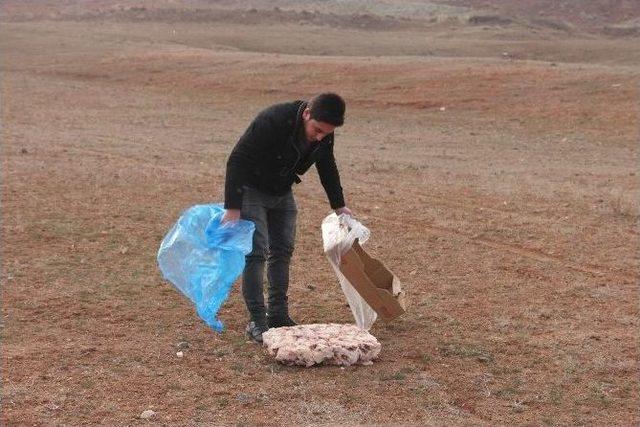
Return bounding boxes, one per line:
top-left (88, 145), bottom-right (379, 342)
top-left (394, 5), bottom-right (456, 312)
top-left (291, 100), bottom-right (307, 143)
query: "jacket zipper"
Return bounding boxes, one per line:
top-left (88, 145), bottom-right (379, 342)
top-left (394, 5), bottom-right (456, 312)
top-left (279, 101), bottom-right (305, 177)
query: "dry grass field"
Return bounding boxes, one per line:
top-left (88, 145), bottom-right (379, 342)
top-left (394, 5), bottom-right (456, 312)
top-left (2, 1), bottom-right (639, 425)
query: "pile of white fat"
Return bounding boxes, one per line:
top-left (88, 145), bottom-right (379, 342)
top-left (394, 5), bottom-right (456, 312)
top-left (262, 323), bottom-right (381, 367)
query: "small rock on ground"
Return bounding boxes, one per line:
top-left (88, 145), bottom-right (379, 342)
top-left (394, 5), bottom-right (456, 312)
top-left (140, 409), bottom-right (156, 419)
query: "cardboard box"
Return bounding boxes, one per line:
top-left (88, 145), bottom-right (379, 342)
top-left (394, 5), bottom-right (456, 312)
top-left (339, 240), bottom-right (406, 321)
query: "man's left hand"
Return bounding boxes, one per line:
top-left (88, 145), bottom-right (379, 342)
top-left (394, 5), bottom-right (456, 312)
top-left (334, 206), bottom-right (353, 217)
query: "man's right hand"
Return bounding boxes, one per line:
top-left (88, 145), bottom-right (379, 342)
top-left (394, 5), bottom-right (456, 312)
top-left (221, 208), bottom-right (241, 224)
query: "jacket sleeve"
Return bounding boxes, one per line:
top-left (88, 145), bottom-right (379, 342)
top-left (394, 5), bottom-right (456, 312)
top-left (224, 114), bottom-right (276, 209)
top-left (315, 136), bottom-right (345, 209)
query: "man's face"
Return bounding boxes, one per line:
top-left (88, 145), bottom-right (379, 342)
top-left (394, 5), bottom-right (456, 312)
top-left (302, 108), bottom-right (336, 142)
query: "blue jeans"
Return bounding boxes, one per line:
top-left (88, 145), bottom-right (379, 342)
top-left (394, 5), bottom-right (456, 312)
top-left (240, 186), bottom-right (297, 323)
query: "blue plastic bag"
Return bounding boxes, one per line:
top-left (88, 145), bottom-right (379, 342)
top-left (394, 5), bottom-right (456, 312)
top-left (157, 204), bottom-right (255, 332)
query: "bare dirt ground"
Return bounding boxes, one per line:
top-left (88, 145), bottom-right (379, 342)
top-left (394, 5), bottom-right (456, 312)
top-left (2, 1), bottom-right (639, 425)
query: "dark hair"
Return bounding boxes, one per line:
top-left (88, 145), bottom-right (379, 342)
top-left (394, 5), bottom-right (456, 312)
top-left (308, 93), bottom-right (345, 126)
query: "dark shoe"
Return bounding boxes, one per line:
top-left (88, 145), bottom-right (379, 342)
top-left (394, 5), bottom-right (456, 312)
top-left (267, 313), bottom-right (297, 328)
top-left (245, 321), bottom-right (268, 344)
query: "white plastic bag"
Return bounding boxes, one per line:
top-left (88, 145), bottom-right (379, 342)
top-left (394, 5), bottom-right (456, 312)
top-left (322, 213), bottom-right (377, 330)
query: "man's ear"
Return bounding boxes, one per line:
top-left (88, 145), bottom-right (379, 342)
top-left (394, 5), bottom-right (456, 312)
top-left (302, 107), bottom-right (311, 121)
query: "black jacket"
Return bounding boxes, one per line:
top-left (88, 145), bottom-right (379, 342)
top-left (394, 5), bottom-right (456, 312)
top-left (224, 100), bottom-right (345, 210)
